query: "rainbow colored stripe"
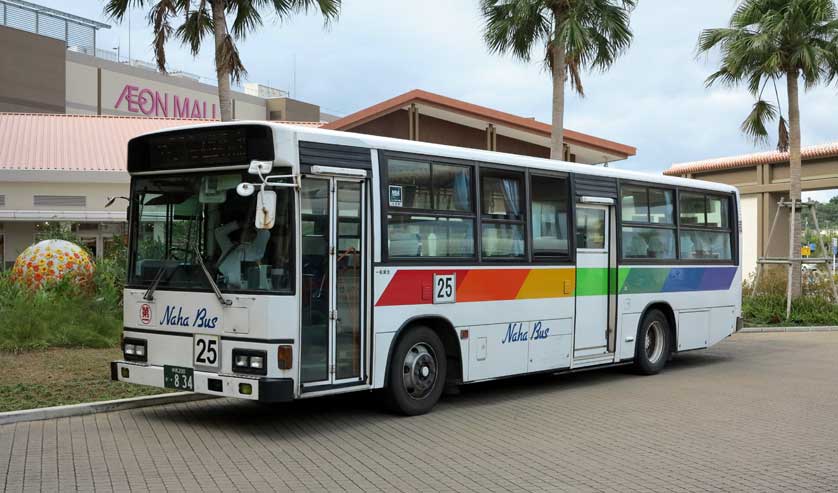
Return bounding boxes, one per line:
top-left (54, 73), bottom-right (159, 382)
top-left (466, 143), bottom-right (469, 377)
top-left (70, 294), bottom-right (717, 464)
top-left (374, 266), bottom-right (737, 307)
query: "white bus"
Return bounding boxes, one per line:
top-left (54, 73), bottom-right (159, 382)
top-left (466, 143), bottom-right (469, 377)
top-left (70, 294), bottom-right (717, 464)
top-left (112, 122), bottom-right (742, 415)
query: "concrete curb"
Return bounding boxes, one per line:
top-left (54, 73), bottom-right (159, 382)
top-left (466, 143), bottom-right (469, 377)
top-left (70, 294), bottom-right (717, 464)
top-left (0, 392), bottom-right (216, 426)
top-left (741, 326), bottom-right (838, 333)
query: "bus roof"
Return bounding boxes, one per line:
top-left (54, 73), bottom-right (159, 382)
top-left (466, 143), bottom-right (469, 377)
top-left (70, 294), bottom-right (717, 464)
top-left (131, 120), bottom-right (738, 195)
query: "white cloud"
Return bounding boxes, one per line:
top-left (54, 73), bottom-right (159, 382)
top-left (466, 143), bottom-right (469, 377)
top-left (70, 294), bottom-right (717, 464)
top-left (35, 0), bottom-right (838, 174)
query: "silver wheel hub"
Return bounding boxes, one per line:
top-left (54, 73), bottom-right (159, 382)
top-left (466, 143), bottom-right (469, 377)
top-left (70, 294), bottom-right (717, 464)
top-left (403, 343), bottom-right (437, 400)
top-left (645, 321), bottom-right (665, 364)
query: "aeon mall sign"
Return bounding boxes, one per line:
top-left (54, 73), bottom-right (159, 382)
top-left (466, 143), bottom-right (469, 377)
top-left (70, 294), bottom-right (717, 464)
top-left (114, 84), bottom-right (218, 119)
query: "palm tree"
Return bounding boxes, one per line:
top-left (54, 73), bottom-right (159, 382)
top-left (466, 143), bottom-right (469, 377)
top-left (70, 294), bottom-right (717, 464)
top-left (104, 0), bottom-right (341, 121)
top-left (698, 0), bottom-right (838, 298)
top-left (480, 0), bottom-right (636, 160)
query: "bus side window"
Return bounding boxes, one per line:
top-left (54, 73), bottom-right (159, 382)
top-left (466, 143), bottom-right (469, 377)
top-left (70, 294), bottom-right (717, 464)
top-left (384, 157), bottom-right (477, 259)
top-left (531, 174), bottom-right (570, 259)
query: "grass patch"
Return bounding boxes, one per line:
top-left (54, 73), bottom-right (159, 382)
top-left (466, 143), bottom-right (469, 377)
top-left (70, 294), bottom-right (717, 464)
top-left (0, 347), bottom-right (170, 413)
top-left (0, 255), bottom-right (124, 352)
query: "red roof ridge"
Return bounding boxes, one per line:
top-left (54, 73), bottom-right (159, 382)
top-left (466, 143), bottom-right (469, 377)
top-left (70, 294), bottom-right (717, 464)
top-left (665, 141), bottom-right (838, 176)
top-left (322, 89), bottom-right (636, 158)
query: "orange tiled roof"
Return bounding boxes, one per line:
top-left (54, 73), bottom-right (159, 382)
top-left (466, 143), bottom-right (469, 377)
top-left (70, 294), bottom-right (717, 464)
top-left (665, 142), bottom-right (838, 176)
top-left (0, 113), bottom-right (322, 172)
top-left (322, 89), bottom-right (636, 158)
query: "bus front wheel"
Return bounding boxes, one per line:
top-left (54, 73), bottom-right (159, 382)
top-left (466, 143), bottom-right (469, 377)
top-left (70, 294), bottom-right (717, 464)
top-left (634, 309), bottom-right (671, 375)
top-left (386, 326), bottom-right (447, 416)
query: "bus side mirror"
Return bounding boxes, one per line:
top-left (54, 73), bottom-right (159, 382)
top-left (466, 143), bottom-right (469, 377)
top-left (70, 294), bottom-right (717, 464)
top-left (255, 190), bottom-right (277, 229)
top-left (236, 182), bottom-right (255, 197)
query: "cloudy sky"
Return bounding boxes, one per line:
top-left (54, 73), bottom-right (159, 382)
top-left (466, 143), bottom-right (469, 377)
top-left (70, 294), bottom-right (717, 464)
top-left (36, 0), bottom-right (838, 182)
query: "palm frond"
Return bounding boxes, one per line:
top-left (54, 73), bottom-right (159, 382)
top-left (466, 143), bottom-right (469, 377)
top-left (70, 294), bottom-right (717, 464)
top-left (217, 33), bottom-right (248, 84)
top-left (777, 115), bottom-right (790, 151)
top-left (567, 57), bottom-right (585, 96)
top-left (104, 0), bottom-right (148, 21)
top-left (740, 99), bottom-right (778, 146)
top-left (705, 67), bottom-right (738, 87)
top-left (230, 0), bottom-right (264, 39)
top-left (481, 0), bottom-right (551, 62)
top-left (148, 0), bottom-right (178, 72)
top-left (176, 0), bottom-right (211, 56)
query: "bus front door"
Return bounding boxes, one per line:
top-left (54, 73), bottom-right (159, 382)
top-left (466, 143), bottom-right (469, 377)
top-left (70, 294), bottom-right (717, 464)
top-left (300, 176), bottom-right (367, 390)
top-left (574, 204), bottom-right (615, 359)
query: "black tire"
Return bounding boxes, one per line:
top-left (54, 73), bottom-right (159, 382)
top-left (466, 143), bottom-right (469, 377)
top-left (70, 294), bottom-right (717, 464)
top-left (634, 309), bottom-right (671, 375)
top-left (385, 326), bottom-right (447, 416)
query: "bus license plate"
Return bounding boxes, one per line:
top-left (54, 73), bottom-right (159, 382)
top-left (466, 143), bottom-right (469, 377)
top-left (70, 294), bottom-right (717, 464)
top-left (164, 365), bottom-right (194, 391)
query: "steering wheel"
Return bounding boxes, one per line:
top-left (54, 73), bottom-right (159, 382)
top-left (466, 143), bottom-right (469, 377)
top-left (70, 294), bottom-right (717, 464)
top-left (169, 247), bottom-right (192, 261)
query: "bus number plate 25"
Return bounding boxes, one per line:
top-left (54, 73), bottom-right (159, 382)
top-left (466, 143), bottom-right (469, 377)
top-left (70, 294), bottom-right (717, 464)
top-left (433, 274), bottom-right (456, 304)
top-left (193, 334), bottom-right (220, 369)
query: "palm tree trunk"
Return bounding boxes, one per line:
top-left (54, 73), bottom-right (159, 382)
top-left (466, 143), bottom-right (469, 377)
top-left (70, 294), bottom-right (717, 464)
top-left (549, 13), bottom-right (566, 160)
top-left (787, 71), bottom-right (802, 298)
top-left (211, 0), bottom-right (233, 121)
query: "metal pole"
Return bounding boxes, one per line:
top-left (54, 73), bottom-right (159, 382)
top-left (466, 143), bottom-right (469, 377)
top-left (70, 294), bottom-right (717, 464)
top-left (753, 199), bottom-right (784, 294)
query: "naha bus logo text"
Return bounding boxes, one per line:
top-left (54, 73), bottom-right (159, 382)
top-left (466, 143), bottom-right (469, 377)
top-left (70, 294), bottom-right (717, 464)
top-left (160, 305), bottom-right (219, 329)
top-left (501, 321), bottom-right (550, 344)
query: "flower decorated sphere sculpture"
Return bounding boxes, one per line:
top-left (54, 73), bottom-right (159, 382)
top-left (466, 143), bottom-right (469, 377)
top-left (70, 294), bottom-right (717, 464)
top-left (11, 239), bottom-right (94, 289)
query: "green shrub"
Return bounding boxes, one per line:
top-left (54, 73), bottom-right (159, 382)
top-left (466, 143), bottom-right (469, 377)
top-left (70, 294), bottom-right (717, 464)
top-left (0, 253), bottom-right (125, 353)
top-left (742, 265), bottom-right (838, 326)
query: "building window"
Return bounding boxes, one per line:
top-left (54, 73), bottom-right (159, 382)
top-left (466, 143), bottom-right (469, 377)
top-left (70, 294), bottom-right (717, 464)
top-left (480, 169), bottom-right (525, 258)
top-left (385, 157), bottom-right (475, 259)
top-left (679, 192), bottom-right (733, 260)
top-left (530, 175), bottom-right (570, 259)
top-left (620, 185), bottom-right (676, 260)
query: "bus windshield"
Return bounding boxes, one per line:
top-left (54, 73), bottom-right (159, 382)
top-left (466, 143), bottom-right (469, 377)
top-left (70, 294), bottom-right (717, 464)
top-left (129, 170), bottom-right (294, 294)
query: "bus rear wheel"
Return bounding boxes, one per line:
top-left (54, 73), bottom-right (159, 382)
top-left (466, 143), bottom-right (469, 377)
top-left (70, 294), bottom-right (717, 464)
top-left (386, 326), bottom-right (446, 416)
top-left (634, 309), bottom-right (671, 375)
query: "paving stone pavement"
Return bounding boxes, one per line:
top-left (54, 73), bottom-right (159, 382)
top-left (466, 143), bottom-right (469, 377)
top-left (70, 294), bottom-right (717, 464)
top-left (3, 332), bottom-right (838, 492)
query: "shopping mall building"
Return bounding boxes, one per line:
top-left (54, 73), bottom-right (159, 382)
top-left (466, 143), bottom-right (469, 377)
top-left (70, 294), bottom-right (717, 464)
top-left (0, 0), bottom-right (635, 268)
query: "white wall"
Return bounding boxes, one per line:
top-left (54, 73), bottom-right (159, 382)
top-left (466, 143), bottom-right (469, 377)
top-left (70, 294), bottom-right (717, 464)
top-left (66, 52), bottom-right (268, 120)
top-left (741, 195), bottom-right (759, 281)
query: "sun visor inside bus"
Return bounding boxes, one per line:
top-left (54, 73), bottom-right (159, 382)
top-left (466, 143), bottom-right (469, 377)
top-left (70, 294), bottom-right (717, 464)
top-left (127, 124), bottom-right (275, 173)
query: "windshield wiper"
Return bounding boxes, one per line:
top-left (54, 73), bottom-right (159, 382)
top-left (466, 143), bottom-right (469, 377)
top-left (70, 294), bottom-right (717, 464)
top-left (193, 244), bottom-right (232, 307)
top-left (143, 253), bottom-right (172, 301)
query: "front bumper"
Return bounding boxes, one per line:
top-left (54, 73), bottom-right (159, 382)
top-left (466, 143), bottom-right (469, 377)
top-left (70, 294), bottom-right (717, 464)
top-left (111, 361), bottom-right (294, 403)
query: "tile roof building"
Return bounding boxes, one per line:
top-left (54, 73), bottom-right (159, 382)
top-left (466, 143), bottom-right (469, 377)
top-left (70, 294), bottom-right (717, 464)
top-left (664, 142), bottom-right (838, 279)
top-left (324, 89), bottom-right (635, 164)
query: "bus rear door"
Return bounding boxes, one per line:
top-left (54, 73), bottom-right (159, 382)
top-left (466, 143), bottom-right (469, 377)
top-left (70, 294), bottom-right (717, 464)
top-left (574, 202), bottom-right (617, 360)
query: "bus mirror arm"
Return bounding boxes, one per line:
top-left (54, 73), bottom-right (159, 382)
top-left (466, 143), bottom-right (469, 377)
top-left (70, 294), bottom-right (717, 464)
top-left (262, 174), bottom-right (300, 189)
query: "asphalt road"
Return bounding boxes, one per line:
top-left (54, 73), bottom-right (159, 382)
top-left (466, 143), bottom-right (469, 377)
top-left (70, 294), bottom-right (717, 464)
top-left (3, 332), bottom-right (838, 492)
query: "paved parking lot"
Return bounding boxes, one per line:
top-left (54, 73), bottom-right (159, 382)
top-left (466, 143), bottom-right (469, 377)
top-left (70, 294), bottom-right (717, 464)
top-left (3, 332), bottom-right (838, 492)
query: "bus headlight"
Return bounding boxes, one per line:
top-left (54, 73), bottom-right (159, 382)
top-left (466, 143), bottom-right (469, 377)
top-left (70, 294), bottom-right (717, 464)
top-left (123, 337), bottom-right (147, 362)
top-left (232, 349), bottom-right (267, 375)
